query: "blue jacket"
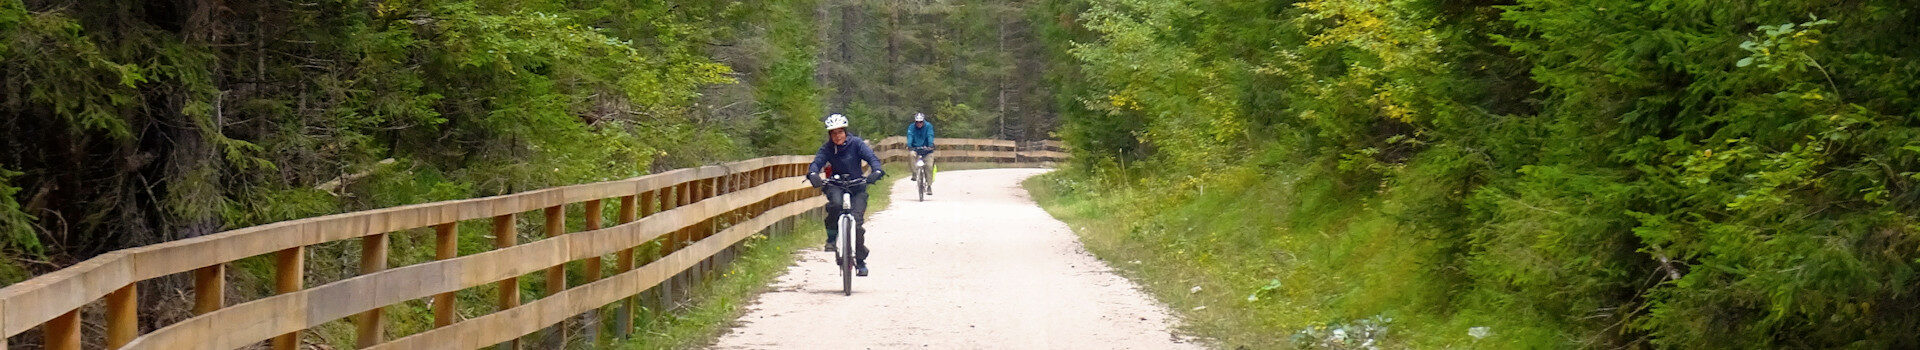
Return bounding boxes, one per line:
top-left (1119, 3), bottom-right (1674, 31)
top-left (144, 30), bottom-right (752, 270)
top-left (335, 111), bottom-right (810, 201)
top-left (810, 136), bottom-right (884, 179)
top-left (907, 122), bottom-right (935, 149)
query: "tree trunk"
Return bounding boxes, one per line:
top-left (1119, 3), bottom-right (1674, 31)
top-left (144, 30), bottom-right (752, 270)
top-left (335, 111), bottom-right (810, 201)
top-left (816, 0), bottom-right (833, 113)
top-left (887, 3), bottom-right (900, 123)
top-left (996, 6), bottom-right (1009, 139)
top-left (834, 2), bottom-right (855, 112)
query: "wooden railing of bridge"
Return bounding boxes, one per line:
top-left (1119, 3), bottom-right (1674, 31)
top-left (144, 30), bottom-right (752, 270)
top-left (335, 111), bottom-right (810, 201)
top-left (0, 138), bottom-right (1064, 349)
top-left (871, 136), bottom-right (1069, 164)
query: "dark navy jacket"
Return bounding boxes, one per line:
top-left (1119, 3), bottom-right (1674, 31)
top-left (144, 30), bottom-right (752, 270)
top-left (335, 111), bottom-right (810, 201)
top-left (810, 136), bottom-right (884, 179)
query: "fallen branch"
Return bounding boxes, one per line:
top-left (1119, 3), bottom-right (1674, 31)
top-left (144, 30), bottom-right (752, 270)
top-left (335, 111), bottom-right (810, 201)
top-left (314, 158), bottom-right (396, 195)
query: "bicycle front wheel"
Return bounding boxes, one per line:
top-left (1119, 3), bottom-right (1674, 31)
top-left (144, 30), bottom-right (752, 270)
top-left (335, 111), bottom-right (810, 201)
top-left (838, 214), bottom-right (854, 296)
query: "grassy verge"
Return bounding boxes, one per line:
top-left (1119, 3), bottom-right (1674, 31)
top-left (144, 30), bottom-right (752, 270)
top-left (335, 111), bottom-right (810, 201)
top-left (615, 164), bottom-right (908, 349)
top-left (1024, 164), bottom-right (1522, 349)
top-left (617, 221), bottom-right (825, 349)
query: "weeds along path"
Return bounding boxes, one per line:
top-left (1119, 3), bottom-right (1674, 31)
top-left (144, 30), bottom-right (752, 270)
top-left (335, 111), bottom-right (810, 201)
top-left (711, 169), bottom-right (1200, 349)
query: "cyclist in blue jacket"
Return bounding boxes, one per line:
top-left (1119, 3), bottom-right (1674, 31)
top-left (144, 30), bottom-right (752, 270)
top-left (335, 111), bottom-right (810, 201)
top-left (807, 113), bottom-right (884, 276)
top-left (906, 113), bottom-right (935, 195)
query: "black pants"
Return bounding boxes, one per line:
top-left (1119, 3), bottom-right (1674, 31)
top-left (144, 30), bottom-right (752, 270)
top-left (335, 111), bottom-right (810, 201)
top-left (823, 185), bottom-right (870, 266)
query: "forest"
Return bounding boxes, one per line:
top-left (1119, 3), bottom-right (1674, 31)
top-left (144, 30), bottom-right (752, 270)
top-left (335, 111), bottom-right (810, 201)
top-left (1, 0), bottom-right (1059, 346)
top-left (1035, 0), bottom-right (1920, 348)
top-left (7, 0), bottom-right (1920, 348)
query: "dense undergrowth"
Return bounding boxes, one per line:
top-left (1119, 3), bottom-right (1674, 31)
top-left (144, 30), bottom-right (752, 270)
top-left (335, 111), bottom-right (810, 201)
top-left (1036, 0), bottom-right (1920, 348)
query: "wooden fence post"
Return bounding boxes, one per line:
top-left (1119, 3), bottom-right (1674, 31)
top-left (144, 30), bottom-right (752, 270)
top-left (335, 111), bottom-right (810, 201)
top-left (106, 284), bottom-right (137, 348)
top-left (584, 199), bottom-right (604, 283)
top-left (433, 222), bottom-right (458, 328)
top-left (193, 264), bottom-right (224, 315)
top-left (357, 232), bottom-right (390, 347)
top-left (493, 214), bottom-right (521, 350)
top-left (542, 206), bottom-right (568, 348)
top-left (640, 189), bottom-right (665, 321)
top-left (272, 246), bottom-right (304, 350)
top-left (44, 309), bottom-right (80, 350)
top-left (615, 195), bottom-right (639, 339)
top-left (581, 199), bottom-right (603, 344)
top-left (668, 183), bottom-right (692, 306)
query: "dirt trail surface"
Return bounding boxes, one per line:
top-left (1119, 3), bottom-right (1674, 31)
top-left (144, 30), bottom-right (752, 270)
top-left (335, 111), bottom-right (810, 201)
top-left (711, 168), bottom-right (1200, 350)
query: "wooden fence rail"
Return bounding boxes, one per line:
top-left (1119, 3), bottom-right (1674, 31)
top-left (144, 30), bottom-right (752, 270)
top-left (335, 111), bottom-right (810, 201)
top-left (870, 136), bottom-right (1067, 164)
top-left (0, 138), bottom-right (1060, 349)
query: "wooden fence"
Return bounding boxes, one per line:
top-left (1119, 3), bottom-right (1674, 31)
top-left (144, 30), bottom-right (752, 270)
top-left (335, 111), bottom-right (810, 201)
top-left (0, 138), bottom-right (1061, 349)
top-left (870, 136), bottom-right (1068, 164)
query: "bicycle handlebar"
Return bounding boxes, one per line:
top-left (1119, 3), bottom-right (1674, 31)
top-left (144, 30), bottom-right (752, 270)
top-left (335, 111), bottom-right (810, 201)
top-left (814, 173), bottom-right (867, 188)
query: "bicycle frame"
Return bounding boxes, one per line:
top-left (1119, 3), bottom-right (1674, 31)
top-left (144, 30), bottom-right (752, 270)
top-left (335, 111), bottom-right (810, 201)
top-left (819, 177), bottom-right (861, 296)
top-left (915, 155), bottom-right (929, 201)
top-left (836, 192), bottom-right (855, 295)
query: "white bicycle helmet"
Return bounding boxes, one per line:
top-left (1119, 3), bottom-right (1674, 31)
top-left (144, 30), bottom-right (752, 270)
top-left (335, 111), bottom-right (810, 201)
top-left (824, 113), bottom-right (849, 130)
top-left (914, 113), bottom-right (925, 122)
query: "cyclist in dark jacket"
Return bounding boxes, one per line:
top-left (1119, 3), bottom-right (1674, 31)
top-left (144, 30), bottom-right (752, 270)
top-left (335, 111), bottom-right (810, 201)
top-left (807, 113), bottom-right (884, 276)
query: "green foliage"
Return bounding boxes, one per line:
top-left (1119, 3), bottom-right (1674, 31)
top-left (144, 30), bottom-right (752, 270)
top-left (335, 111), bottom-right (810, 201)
top-left (0, 167), bottom-right (39, 256)
top-left (0, 0), bottom-right (833, 254)
top-left (931, 102), bottom-right (995, 139)
top-left (0, 1), bottom-right (143, 139)
top-left (0, 0), bottom-right (834, 332)
top-left (1045, 0), bottom-right (1920, 347)
top-left (808, 0), bottom-right (1062, 141)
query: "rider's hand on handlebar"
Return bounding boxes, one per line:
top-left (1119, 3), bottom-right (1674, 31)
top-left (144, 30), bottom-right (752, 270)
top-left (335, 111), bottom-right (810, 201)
top-left (818, 174), bottom-right (862, 187)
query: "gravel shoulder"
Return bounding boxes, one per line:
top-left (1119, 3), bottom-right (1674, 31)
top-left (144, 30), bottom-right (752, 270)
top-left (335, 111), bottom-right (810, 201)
top-left (711, 168), bottom-right (1201, 350)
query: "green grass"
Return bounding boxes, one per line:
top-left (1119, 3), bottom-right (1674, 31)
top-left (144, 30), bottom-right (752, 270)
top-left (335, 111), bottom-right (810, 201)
top-left (1024, 165), bottom-right (1539, 349)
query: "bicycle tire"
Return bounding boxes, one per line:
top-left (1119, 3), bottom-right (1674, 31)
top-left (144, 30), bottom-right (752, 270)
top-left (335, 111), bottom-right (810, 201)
top-left (838, 214), bottom-right (854, 296)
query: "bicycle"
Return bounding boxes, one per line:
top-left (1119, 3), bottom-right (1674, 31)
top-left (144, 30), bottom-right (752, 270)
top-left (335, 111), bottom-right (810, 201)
top-left (912, 146), bottom-right (934, 202)
top-left (818, 174), bottom-right (866, 296)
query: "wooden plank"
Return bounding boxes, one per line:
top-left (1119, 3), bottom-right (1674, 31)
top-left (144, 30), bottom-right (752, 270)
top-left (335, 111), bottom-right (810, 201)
top-left (0, 251), bottom-right (133, 336)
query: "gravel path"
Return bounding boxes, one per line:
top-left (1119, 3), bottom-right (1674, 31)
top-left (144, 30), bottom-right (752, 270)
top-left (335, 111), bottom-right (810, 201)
top-left (711, 168), bottom-right (1200, 350)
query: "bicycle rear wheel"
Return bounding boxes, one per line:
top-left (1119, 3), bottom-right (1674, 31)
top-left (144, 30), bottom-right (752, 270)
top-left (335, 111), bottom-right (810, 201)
top-left (838, 214), bottom-right (854, 296)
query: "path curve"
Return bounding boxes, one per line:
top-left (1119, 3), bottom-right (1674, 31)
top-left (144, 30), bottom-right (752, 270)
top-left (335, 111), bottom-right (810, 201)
top-left (711, 168), bottom-right (1199, 349)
